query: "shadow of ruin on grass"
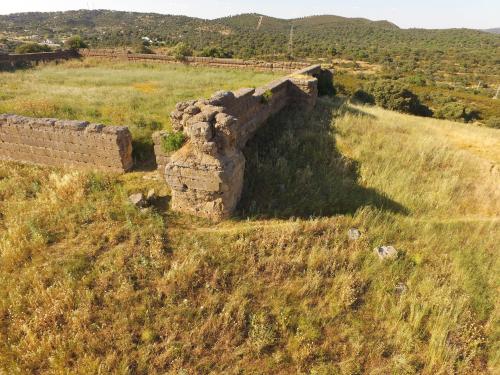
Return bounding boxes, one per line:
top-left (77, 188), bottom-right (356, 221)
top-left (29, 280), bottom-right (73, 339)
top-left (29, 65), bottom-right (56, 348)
top-left (237, 97), bottom-right (408, 219)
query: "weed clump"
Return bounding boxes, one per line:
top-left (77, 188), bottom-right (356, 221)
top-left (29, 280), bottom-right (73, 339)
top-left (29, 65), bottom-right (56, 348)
top-left (485, 116), bottom-right (500, 129)
top-left (161, 131), bottom-right (187, 153)
top-left (351, 89), bottom-right (375, 105)
top-left (261, 89), bottom-right (273, 104)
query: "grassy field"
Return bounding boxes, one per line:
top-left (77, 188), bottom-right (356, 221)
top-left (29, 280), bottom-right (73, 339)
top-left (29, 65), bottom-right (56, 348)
top-left (0, 63), bottom-right (499, 374)
top-left (0, 59), bottom-right (280, 160)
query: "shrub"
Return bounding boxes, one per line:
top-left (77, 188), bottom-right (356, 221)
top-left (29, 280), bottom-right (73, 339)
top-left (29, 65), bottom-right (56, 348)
top-left (408, 75), bottom-right (427, 87)
top-left (317, 69), bottom-right (336, 96)
top-left (260, 90), bottom-right (273, 104)
top-left (15, 43), bottom-right (52, 54)
top-left (351, 89), bottom-right (375, 105)
top-left (200, 46), bottom-right (233, 58)
top-left (161, 131), bottom-right (187, 153)
top-left (434, 102), bottom-right (480, 123)
top-left (485, 117), bottom-right (500, 129)
top-left (64, 35), bottom-right (87, 50)
top-left (364, 80), bottom-right (432, 117)
top-left (172, 42), bottom-right (192, 60)
top-left (134, 43), bottom-right (154, 54)
top-left (248, 312), bottom-right (277, 354)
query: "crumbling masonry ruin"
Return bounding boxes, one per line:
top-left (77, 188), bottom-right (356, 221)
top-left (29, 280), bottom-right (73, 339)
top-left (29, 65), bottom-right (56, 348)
top-left (155, 65), bottom-right (333, 220)
top-left (0, 115), bottom-right (133, 172)
top-left (0, 61), bottom-right (331, 220)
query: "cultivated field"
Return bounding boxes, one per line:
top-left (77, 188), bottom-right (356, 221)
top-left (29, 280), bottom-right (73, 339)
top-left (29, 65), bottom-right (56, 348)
top-left (0, 62), bottom-right (499, 374)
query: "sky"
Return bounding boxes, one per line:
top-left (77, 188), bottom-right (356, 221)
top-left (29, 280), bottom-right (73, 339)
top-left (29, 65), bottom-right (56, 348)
top-left (0, 0), bottom-right (498, 29)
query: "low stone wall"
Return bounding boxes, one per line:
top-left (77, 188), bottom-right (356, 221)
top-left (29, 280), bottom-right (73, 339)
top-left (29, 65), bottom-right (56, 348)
top-left (152, 131), bottom-right (171, 175)
top-left (0, 115), bottom-right (133, 172)
top-left (157, 65), bottom-right (333, 220)
top-left (0, 50), bottom-right (78, 69)
top-left (80, 49), bottom-right (312, 72)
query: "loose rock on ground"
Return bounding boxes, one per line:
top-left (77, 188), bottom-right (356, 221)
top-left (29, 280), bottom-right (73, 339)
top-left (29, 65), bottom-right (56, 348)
top-left (374, 245), bottom-right (398, 260)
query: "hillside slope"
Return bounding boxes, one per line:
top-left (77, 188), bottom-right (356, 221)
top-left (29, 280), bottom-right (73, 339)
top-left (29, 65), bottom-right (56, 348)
top-left (0, 10), bottom-right (498, 71)
top-left (1, 97), bottom-right (498, 373)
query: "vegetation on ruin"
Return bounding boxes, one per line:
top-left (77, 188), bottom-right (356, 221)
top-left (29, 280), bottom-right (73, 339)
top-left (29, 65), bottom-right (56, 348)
top-left (14, 42), bottom-right (52, 54)
top-left (0, 63), bottom-right (499, 372)
top-left (261, 89), bottom-right (274, 104)
top-left (161, 132), bottom-right (187, 153)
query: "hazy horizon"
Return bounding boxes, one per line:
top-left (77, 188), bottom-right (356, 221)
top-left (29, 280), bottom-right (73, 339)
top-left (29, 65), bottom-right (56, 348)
top-left (0, 1), bottom-right (499, 30)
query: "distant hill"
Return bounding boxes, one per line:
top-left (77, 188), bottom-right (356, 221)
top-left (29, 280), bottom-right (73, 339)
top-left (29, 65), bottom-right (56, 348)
top-left (0, 10), bottom-right (498, 72)
top-left (485, 28), bottom-right (500, 34)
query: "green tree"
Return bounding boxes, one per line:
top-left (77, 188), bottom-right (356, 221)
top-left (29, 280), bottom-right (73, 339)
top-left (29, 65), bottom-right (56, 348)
top-left (434, 101), bottom-right (480, 123)
top-left (64, 36), bottom-right (88, 50)
top-left (199, 46), bottom-right (233, 58)
top-left (364, 80), bottom-right (432, 117)
top-left (172, 42), bottom-right (192, 60)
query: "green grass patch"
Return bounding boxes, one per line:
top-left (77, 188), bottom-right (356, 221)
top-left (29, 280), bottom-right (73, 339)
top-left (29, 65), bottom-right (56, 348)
top-left (161, 131), bottom-right (187, 153)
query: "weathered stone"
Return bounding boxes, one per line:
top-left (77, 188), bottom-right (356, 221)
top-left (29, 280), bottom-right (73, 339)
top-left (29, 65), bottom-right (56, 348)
top-left (129, 193), bottom-right (147, 207)
top-left (200, 141), bottom-right (218, 155)
top-left (171, 110), bottom-right (184, 120)
top-left (181, 113), bottom-right (191, 126)
top-left (395, 282), bottom-right (407, 295)
top-left (348, 228), bottom-right (361, 241)
top-left (175, 102), bottom-right (190, 112)
top-left (186, 122), bottom-right (213, 142)
top-left (215, 113), bottom-right (236, 128)
top-left (195, 99), bottom-right (210, 107)
top-left (184, 105), bottom-right (201, 115)
top-left (146, 189), bottom-right (156, 201)
top-left (200, 108), bottom-right (220, 121)
top-left (374, 246), bottom-right (398, 260)
top-left (209, 91), bottom-right (235, 106)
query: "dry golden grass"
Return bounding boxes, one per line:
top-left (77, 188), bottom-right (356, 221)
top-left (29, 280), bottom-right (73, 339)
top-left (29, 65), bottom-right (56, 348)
top-left (0, 76), bottom-right (499, 373)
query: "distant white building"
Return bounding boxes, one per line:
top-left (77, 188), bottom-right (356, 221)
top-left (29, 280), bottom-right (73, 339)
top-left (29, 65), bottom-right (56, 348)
top-left (41, 39), bottom-right (61, 49)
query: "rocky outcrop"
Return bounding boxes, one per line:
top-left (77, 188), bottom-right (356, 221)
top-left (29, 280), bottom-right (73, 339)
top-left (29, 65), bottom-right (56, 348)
top-left (162, 65), bottom-right (332, 220)
top-left (0, 114), bottom-right (133, 172)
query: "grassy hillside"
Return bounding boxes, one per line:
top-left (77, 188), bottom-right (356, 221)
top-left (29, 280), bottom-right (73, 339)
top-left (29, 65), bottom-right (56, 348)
top-left (1, 10), bottom-right (498, 75)
top-left (1, 91), bottom-right (498, 373)
top-left (485, 28), bottom-right (500, 34)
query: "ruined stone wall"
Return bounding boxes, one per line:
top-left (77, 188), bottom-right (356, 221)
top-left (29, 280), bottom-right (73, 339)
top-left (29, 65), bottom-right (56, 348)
top-left (0, 115), bottom-right (133, 172)
top-left (0, 50), bottom-right (78, 69)
top-left (80, 49), bottom-right (312, 72)
top-left (158, 64), bottom-right (331, 220)
top-left (152, 131), bottom-right (171, 175)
